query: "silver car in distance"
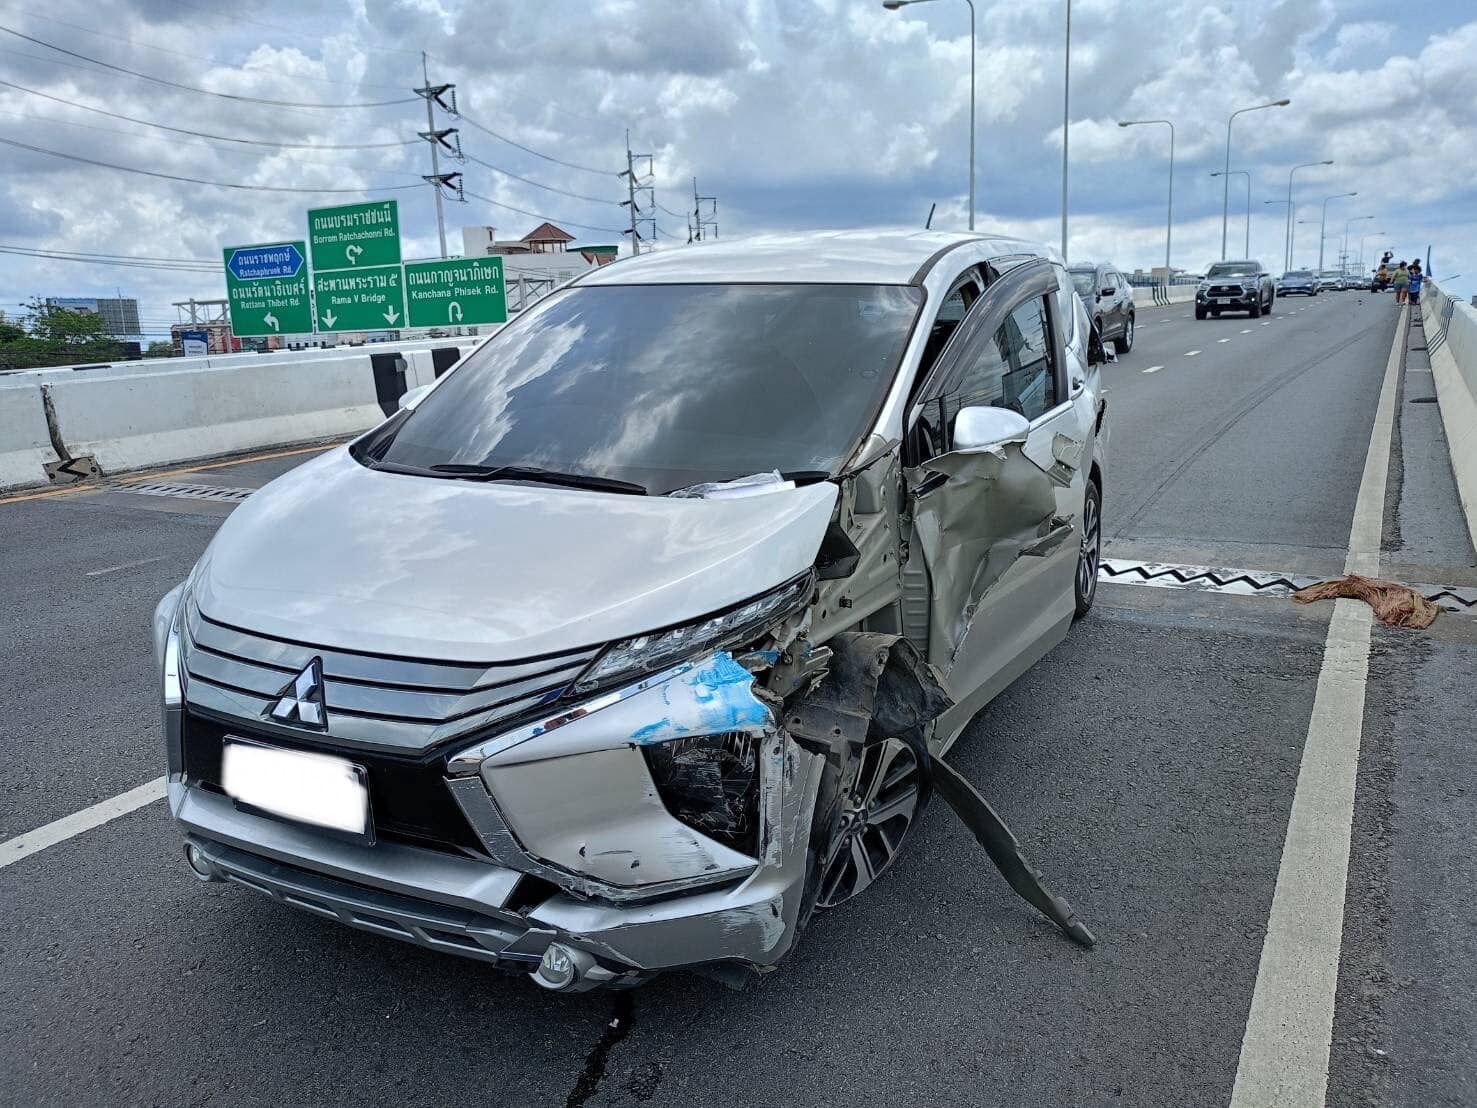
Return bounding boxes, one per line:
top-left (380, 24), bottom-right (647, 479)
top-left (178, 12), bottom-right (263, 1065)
top-left (153, 230), bottom-right (1110, 991)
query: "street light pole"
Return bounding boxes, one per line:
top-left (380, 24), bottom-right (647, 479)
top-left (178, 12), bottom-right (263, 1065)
top-left (1061, 0), bottom-right (1071, 259)
top-left (1222, 99), bottom-right (1290, 259)
top-left (1118, 119), bottom-right (1174, 285)
top-left (883, 0), bottom-right (975, 230)
top-left (1263, 199), bottom-right (1289, 270)
top-left (1319, 192), bottom-right (1357, 271)
top-left (1212, 170), bottom-right (1251, 257)
top-left (1284, 159), bottom-right (1333, 273)
top-left (1342, 215), bottom-right (1373, 275)
top-left (1358, 231), bottom-right (1385, 271)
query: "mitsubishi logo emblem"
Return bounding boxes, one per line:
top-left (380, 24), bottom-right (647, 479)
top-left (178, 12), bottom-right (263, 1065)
top-left (268, 657), bottom-right (327, 730)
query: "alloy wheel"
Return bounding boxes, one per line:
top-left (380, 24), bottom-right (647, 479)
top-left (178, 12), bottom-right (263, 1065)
top-left (815, 738), bottom-right (921, 908)
top-left (1077, 486), bottom-right (1101, 605)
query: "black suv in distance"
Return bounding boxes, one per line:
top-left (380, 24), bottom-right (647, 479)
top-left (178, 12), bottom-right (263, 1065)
top-left (1196, 260), bottom-right (1276, 319)
top-left (1069, 263), bottom-right (1135, 355)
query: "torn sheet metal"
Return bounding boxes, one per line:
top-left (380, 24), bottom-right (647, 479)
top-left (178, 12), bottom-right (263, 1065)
top-left (907, 437), bottom-right (1077, 667)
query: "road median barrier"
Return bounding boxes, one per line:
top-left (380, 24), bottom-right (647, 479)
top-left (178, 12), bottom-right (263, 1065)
top-left (1422, 280), bottom-right (1477, 551)
top-left (0, 382), bottom-right (60, 489)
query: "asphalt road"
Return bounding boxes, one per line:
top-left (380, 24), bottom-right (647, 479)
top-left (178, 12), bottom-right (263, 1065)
top-left (3, 293), bottom-right (1474, 1107)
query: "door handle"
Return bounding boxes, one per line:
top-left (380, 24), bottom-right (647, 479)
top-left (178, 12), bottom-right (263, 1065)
top-left (1070, 376), bottom-right (1085, 396)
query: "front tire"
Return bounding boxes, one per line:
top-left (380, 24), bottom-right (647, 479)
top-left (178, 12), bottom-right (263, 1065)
top-left (1113, 313), bottom-right (1135, 355)
top-left (1074, 478), bottom-right (1101, 618)
top-left (1195, 305), bottom-right (1207, 320)
top-left (1249, 300), bottom-right (1262, 318)
top-left (813, 734), bottom-right (929, 909)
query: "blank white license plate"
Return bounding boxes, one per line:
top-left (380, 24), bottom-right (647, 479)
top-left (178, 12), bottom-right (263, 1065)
top-left (1216, 297), bottom-right (1234, 304)
top-left (221, 740), bottom-right (370, 837)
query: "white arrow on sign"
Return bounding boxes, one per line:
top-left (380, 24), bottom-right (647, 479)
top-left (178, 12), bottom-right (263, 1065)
top-left (383, 306), bottom-right (400, 325)
top-left (345, 244), bottom-right (363, 266)
top-left (448, 301), bottom-right (463, 323)
top-left (263, 312), bottom-right (280, 332)
top-left (322, 310), bottom-right (337, 328)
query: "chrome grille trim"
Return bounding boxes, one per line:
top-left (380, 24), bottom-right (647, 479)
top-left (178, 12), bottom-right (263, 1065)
top-left (181, 602), bottom-right (599, 752)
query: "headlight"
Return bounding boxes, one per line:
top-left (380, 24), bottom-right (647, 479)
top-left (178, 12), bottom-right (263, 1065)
top-left (153, 583), bottom-right (187, 707)
top-left (571, 574), bottom-right (812, 694)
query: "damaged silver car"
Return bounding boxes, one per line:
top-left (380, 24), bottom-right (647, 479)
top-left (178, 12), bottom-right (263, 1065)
top-left (153, 229), bottom-right (1109, 990)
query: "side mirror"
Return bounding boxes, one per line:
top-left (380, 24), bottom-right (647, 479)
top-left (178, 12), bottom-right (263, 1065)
top-left (397, 383), bottom-right (431, 411)
top-left (953, 405), bottom-right (1031, 452)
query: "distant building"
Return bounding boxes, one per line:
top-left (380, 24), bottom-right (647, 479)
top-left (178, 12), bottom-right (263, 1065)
top-left (44, 296), bottom-right (141, 336)
top-left (460, 224), bottom-right (619, 286)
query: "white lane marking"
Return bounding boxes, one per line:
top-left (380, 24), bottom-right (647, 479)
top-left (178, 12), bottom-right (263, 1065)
top-left (1240, 328), bottom-right (1252, 334)
top-left (86, 555), bottom-right (168, 578)
top-left (1184, 350), bottom-right (1201, 357)
top-left (1142, 365), bottom-right (1164, 374)
top-left (1229, 306), bottom-right (1406, 1108)
top-left (0, 777), bottom-right (166, 869)
top-left (1218, 338), bottom-right (1231, 343)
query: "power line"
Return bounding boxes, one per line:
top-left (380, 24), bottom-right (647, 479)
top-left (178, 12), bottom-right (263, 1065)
top-left (462, 151), bottom-right (620, 206)
top-left (0, 79), bottom-right (418, 148)
top-left (0, 134), bottom-right (427, 193)
top-left (160, 0), bottom-right (428, 58)
top-left (0, 110), bottom-right (428, 181)
top-left (0, 25), bottom-right (419, 107)
top-left (1, 244), bottom-right (215, 264)
top-left (463, 189), bottom-right (624, 236)
top-left (0, 4), bottom-right (417, 92)
top-left (456, 109), bottom-right (615, 177)
top-left (0, 247), bottom-right (218, 272)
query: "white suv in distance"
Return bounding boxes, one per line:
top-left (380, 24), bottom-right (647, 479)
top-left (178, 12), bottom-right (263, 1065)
top-left (153, 230), bottom-right (1110, 991)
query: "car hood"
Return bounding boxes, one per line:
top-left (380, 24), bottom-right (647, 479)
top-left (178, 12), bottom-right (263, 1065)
top-left (192, 447), bottom-right (838, 662)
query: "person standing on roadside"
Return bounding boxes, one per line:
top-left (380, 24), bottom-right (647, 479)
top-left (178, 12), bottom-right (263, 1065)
top-left (1408, 261), bottom-right (1424, 306)
top-left (1392, 261), bottom-right (1411, 305)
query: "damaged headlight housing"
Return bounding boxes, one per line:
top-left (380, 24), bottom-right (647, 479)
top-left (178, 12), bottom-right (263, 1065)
top-left (643, 733), bottom-right (761, 855)
top-left (571, 573), bottom-right (812, 695)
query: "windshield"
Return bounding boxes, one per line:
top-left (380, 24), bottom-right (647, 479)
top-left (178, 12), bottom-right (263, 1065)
top-left (1068, 269), bottom-right (1098, 297)
top-left (367, 282), bottom-right (923, 496)
top-left (1207, 263), bottom-right (1258, 278)
top-left (1283, 271), bottom-right (1313, 279)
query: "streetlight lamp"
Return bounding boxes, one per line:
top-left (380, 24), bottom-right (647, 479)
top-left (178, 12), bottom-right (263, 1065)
top-left (1211, 170), bottom-right (1251, 257)
top-left (883, 0), bottom-right (975, 231)
top-left (1118, 118), bottom-right (1174, 285)
top-left (1319, 192), bottom-right (1357, 271)
top-left (1284, 159), bottom-right (1333, 272)
top-left (1342, 215), bottom-right (1374, 275)
top-left (1222, 98), bottom-right (1290, 259)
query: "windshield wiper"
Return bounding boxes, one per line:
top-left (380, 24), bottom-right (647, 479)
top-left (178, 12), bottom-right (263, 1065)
top-left (427, 463), bottom-right (647, 495)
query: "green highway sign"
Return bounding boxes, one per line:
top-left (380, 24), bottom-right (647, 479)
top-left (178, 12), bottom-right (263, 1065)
top-left (223, 241), bottom-right (311, 337)
top-left (404, 257), bottom-right (508, 328)
top-left (313, 265), bottom-right (407, 332)
top-left (307, 200), bottom-right (401, 272)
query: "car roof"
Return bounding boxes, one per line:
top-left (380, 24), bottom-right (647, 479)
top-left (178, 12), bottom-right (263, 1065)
top-left (573, 229), bottom-right (1058, 286)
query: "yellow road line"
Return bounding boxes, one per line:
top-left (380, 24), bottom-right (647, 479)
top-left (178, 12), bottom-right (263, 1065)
top-left (0, 441), bottom-right (338, 508)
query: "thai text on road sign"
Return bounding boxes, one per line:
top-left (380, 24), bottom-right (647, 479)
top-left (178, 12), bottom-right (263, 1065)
top-left (307, 200), bottom-right (401, 272)
top-left (403, 257), bottom-right (507, 328)
top-left (223, 241), bottom-right (311, 337)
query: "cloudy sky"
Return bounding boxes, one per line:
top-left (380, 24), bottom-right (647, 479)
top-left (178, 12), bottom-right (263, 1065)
top-left (2, 0), bottom-right (1474, 337)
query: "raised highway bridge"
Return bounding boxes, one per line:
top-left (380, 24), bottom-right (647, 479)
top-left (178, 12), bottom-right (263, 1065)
top-left (4, 288), bottom-right (1477, 1106)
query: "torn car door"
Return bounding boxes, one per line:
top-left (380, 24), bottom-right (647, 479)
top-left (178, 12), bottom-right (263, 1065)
top-left (903, 259), bottom-right (1086, 741)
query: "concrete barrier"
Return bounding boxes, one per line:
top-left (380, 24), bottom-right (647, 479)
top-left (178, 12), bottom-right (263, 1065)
top-left (0, 383), bottom-right (58, 489)
top-left (0, 340), bottom-right (481, 490)
top-left (41, 354), bottom-right (389, 475)
top-left (1131, 286), bottom-right (1196, 308)
top-left (1422, 280), bottom-right (1477, 551)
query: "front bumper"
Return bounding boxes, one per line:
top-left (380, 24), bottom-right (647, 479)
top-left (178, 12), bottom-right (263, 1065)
top-left (164, 645), bottom-right (827, 985)
top-left (1196, 288), bottom-right (1260, 308)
